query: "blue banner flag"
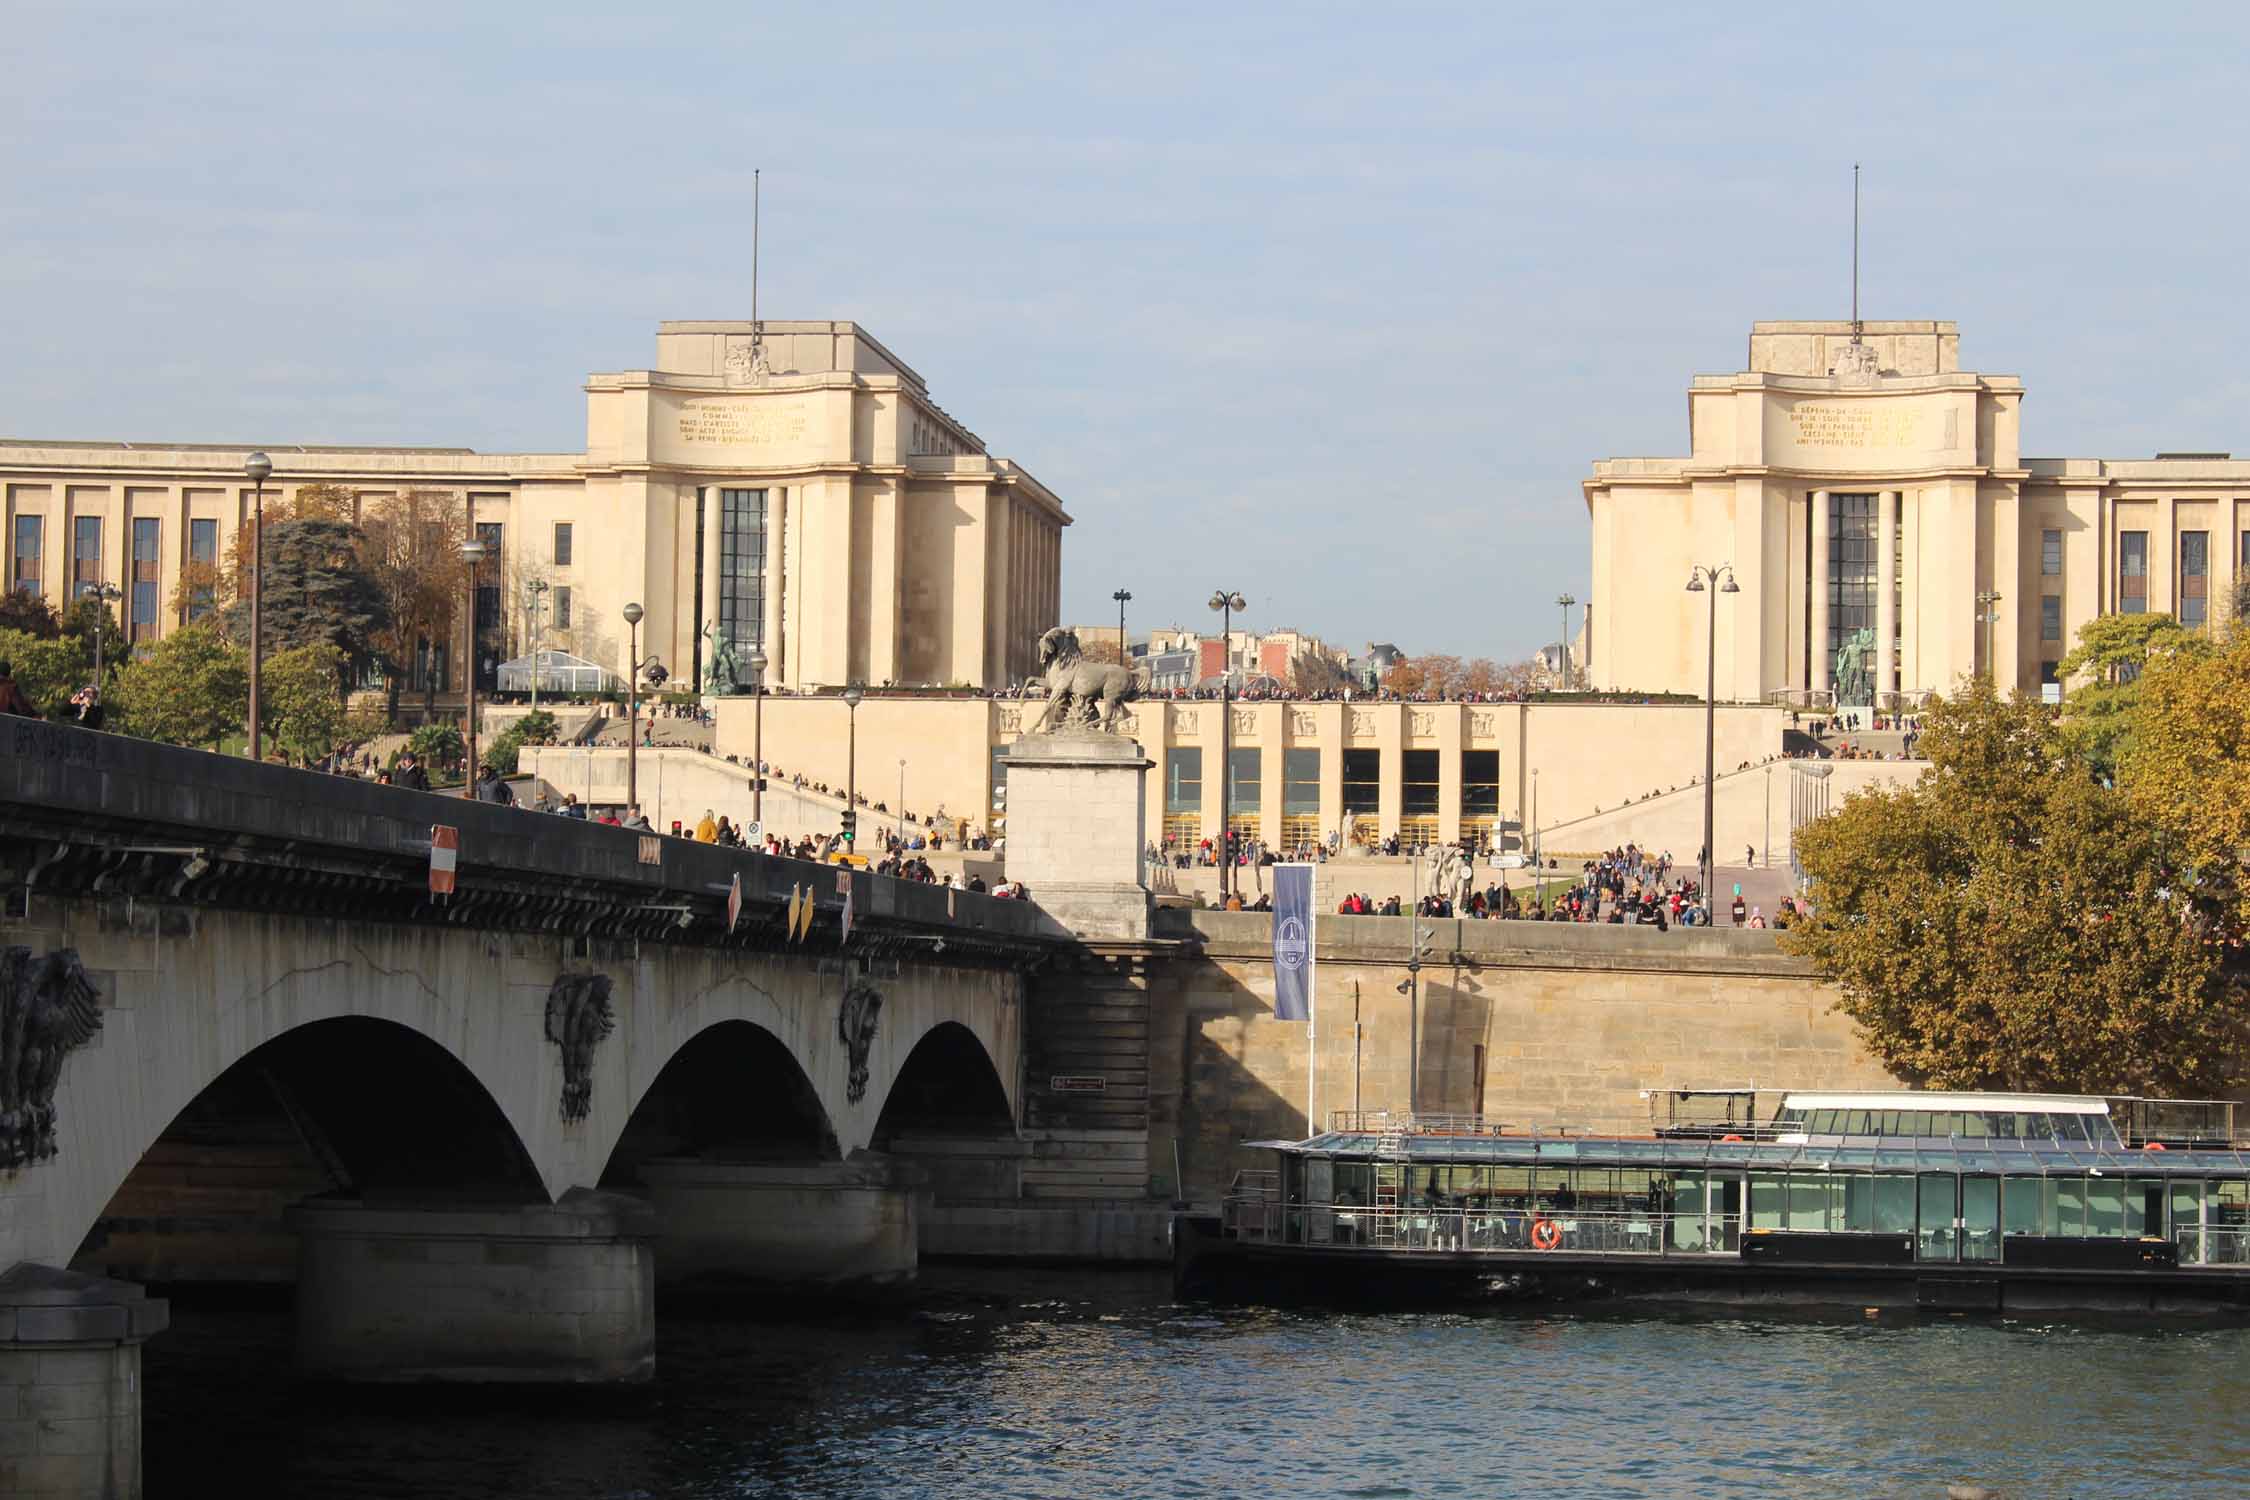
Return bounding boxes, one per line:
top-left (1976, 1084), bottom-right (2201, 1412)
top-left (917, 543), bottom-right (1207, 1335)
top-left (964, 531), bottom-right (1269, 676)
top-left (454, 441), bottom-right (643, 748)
top-left (1272, 864), bottom-right (1315, 1023)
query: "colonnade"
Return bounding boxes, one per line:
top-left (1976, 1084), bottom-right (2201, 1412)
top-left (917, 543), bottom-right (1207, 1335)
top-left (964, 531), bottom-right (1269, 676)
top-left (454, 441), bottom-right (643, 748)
top-left (1801, 487), bottom-right (1905, 702)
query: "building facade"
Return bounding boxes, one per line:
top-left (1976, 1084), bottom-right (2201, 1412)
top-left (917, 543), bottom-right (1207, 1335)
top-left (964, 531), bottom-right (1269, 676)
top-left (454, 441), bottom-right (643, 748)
top-left (1585, 320), bottom-right (2250, 703)
top-left (0, 320), bottom-right (1067, 697)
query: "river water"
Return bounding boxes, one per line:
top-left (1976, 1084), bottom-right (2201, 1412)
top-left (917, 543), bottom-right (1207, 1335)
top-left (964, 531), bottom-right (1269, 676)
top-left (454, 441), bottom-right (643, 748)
top-left (144, 1269), bottom-right (2250, 1499)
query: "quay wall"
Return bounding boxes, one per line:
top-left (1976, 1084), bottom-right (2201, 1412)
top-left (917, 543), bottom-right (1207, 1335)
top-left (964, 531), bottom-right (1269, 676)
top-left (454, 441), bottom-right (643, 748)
top-left (1147, 913), bottom-right (1896, 1205)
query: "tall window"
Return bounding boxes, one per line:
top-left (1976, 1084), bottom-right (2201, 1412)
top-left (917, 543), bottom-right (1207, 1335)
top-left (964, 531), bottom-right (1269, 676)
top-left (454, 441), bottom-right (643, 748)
top-left (187, 518), bottom-right (218, 620)
top-left (553, 522), bottom-right (573, 567)
top-left (2181, 531), bottom-right (2209, 628)
top-left (2041, 595), bottom-right (2063, 643)
top-left (554, 585), bottom-right (572, 630)
top-left (1282, 748), bottom-right (1320, 851)
top-left (717, 489), bottom-right (768, 683)
top-left (2042, 529), bottom-right (2062, 576)
top-left (1226, 747), bottom-right (1260, 841)
top-left (1462, 749), bottom-right (1500, 850)
top-left (10, 515), bottom-right (40, 594)
top-left (1164, 746), bottom-right (1203, 848)
top-left (1827, 493), bottom-right (1878, 702)
top-left (130, 518), bottom-right (160, 642)
top-left (72, 516), bottom-right (101, 599)
top-left (2119, 531), bottom-right (2149, 614)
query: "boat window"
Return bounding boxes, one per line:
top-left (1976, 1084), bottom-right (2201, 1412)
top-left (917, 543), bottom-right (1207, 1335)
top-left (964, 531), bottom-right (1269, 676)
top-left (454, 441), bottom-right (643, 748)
top-left (1874, 1175), bottom-right (1916, 1234)
top-left (2050, 1177), bottom-right (2086, 1237)
top-left (1789, 1175), bottom-right (1845, 1231)
top-left (1839, 1110), bottom-right (1870, 1134)
top-left (1773, 1108), bottom-right (1805, 1127)
top-left (2130, 1178), bottom-right (2164, 1239)
top-left (1874, 1148), bottom-right (1920, 1171)
top-left (1749, 1173), bottom-right (1787, 1229)
top-left (2054, 1114), bottom-right (2091, 1143)
top-left (1332, 1162), bottom-right (1373, 1207)
top-left (1959, 1112), bottom-right (1991, 1139)
top-left (2002, 1177), bottom-right (2041, 1236)
top-left (1876, 1111), bottom-right (1903, 1136)
top-left (2085, 1178), bottom-right (2128, 1237)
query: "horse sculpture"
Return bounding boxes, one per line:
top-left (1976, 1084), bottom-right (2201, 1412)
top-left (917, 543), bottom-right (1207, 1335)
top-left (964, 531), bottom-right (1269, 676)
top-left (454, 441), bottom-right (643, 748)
top-left (1032, 627), bottom-right (1139, 734)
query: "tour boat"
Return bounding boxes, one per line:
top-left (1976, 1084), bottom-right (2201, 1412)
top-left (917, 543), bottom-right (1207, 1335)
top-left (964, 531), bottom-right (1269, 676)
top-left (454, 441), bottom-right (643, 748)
top-left (1173, 1089), bottom-right (2250, 1314)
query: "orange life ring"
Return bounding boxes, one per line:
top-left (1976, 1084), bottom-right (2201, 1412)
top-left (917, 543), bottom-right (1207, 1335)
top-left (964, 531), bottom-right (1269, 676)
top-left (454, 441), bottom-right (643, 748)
top-left (1529, 1218), bottom-right (1564, 1251)
top-left (1721, 1134), bottom-right (1745, 1143)
top-left (2144, 1141), bottom-right (2167, 1152)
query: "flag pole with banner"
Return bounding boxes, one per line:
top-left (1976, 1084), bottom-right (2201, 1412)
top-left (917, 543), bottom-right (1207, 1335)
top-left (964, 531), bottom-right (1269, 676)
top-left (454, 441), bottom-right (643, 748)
top-left (1271, 863), bottom-right (1317, 1133)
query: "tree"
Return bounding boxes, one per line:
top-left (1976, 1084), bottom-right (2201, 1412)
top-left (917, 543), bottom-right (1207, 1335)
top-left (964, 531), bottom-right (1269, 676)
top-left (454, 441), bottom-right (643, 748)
top-left (262, 643), bottom-right (350, 764)
top-left (1076, 636), bottom-right (1125, 667)
top-left (58, 597), bottom-right (126, 693)
top-left (2054, 612), bottom-right (2203, 778)
top-left (217, 517), bottom-right (390, 698)
top-left (1782, 679), bottom-right (2241, 1095)
top-left (0, 592), bottom-right (61, 639)
top-left (107, 622), bottom-right (249, 749)
top-left (359, 490), bottom-right (468, 723)
top-left (1459, 658), bottom-right (1504, 697)
top-left (0, 629), bottom-right (89, 718)
top-left (1288, 650), bottom-right (1351, 695)
top-left (2116, 630), bottom-right (2250, 936)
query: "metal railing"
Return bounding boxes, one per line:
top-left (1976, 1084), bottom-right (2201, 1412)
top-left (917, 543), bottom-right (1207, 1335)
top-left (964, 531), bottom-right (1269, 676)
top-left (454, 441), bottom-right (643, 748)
top-left (2176, 1227), bottom-right (2250, 1266)
top-left (1222, 1197), bottom-right (1746, 1257)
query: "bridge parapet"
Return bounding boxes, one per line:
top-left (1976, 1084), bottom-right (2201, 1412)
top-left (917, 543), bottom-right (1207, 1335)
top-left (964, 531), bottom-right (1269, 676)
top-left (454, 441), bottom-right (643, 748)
top-left (0, 717), bottom-right (1053, 962)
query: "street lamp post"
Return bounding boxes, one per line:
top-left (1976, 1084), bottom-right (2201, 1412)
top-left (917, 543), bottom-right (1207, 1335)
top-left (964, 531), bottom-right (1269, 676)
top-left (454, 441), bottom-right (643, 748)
top-left (1976, 590), bottom-right (2004, 683)
top-left (1207, 589), bottom-right (1246, 901)
top-left (1112, 588), bottom-right (1132, 665)
top-left (89, 582), bottom-right (122, 711)
top-left (1685, 562), bottom-right (1740, 923)
top-left (524, 578), bottom-right (549, 714)
top-left (1555, 592), bottom-right (1577, 688)
top-left (244, 451), bottom-right (272, 759)
top-left (898, 758), bottom-right (906, 844)
top-left (622, 602), bottom-right (644, 812)
top-left (460, 536), bottom-right (489, 794)
top-left (746, 646), bottom-right (769, 831)
top-left (842, 683), bottom-right (865, 848)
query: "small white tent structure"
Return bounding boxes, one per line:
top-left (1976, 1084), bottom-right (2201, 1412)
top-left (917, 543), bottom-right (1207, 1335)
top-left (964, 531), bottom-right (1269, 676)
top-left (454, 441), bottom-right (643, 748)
top-left (496, 650), bottom-right (616, 695)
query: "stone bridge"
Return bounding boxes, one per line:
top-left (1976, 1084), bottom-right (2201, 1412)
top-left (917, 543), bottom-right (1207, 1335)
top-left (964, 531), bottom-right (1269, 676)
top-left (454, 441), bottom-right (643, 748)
top-left (0, 718), bottom-right (1086, 1486)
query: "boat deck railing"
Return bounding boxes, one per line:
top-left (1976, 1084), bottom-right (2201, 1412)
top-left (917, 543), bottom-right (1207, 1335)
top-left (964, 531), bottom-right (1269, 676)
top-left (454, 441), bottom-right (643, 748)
top-left (1323, 1110), bottom-right (1792, 1143)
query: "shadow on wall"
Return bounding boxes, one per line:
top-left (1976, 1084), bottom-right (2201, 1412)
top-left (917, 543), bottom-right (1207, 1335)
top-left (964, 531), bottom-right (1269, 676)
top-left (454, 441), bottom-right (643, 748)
top-left (1174, 964), bottom-right (1311, 1208)
top-left (1414, 965), bottom-right (1496, 1123)
top-left (599, 1020), bottom-right (841, 1189)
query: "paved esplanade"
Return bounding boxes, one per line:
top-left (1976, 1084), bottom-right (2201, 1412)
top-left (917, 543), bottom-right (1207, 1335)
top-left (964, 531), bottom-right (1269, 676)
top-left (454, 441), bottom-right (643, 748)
top-left (0, 720), bottom-right (1057, 1495)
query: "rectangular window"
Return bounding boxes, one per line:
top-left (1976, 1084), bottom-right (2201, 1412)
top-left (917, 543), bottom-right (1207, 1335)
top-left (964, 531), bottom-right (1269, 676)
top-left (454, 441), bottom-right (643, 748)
top-left (72, 516), bottom-right (101, 598)
top-left (2042, 528), bottom-right (2062, 576)
top-left (130, 517), bottom-right (160, 641)
top-left (1401, 749), bottom-right (1440, 816)
top-left (1827, 493), bottom-right (1879, 705)
top-left (1282, 748), bottom-right (1319, 815)
top-left (10, 515), bottom-right (41, 594)
top-left (554, 585), bottom-right (571, 631)
top-left (1165, 747), bottom-right (1202, 814)
top-left (187, 518), bottom-right (218, 620)
top-left (2041, 595), bottom-right (2062, 643)
top-left (1341, 748), bottom-right (1382, 817)
top-left (472, 522), bottom-right (503, 688)
top-left (716, 489), bottom-right (767, 684)
top-left (2119, 531), bottom-right (2148, 614)
top-left (1227, 747), bottom-right (1260, 814)
top-left (2181, 530), bottom-right (2209, 628)
top-left (553, 522), bottom-right (573, 567)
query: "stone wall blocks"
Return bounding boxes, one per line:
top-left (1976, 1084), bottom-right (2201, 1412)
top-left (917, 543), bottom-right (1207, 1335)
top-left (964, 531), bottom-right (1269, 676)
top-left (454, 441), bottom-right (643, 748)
top-left (11, 1306), bottom-right (126, 1344)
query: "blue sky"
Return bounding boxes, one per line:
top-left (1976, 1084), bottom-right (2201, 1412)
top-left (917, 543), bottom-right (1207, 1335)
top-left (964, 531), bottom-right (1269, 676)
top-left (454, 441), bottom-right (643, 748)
top-left (7, 3), bottom-right (2247, 658)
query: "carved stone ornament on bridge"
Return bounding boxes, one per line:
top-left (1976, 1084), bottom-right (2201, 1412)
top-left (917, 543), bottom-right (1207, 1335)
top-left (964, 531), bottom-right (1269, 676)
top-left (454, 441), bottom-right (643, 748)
top-left (1231, 710), bottom-right (1256, 736)
top-left (996, 707), bottom-right (1022, 735)
top-left (838, 979), bottom-right (883, 1106)
top-left (1174, 710), bottom-right (1198, 735)
top-left (544, 973), bottom-right (616, 1123)
top-left (0, 946), bottom-right (103, 1170)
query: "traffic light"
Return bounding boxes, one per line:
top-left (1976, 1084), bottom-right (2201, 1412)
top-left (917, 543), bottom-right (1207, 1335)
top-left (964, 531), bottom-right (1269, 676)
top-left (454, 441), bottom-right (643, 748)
top-left (840, 809), bottom-right (857, 843)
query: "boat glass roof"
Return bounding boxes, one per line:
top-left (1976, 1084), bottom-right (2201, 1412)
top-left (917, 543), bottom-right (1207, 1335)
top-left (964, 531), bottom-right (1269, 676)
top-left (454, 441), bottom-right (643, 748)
top-left (1280, 1132), bottom-right (2250, 1176)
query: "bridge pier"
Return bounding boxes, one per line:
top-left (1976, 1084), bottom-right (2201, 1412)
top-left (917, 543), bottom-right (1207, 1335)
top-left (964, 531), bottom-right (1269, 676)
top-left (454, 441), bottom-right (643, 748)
top-left (0, 1264), bottom-right (168, 1500)
top-left (288, 1192), bottom-right (655, 1383)
top-left (637, 1155), bottom-right (921, 1290)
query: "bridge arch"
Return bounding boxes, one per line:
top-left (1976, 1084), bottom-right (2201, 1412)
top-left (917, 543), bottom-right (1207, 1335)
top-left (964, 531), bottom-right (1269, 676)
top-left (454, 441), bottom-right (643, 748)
top-left (597, 1019), bottom-right (840, 1189)
top-left (871, 1020), bottom-right (1016, 1148)
top-left (67, 1014), bottom-right (544, 1279)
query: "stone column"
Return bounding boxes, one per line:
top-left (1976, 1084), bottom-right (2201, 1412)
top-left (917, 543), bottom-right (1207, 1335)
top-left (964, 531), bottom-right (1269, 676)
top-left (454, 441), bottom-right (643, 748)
top-left (0, 1264), bottom-right (168, 1500)
top-left (289, 1192), bottom-right (655, 1383)
top-left (698, 486), bottom-right (722, 689)
top-left (1809, 490), bottom-right (1832, 695)
top-left (1876, 490), bottom-right (1899, 704)
top-left (1002, 729), bottom-right (1153, 940)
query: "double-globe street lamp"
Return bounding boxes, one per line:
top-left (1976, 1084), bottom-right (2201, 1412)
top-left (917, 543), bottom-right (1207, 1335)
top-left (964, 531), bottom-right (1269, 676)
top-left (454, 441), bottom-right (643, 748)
top-left (88, 583), bottom-right (122, 712)
top-left (524, 578), bottom-right (550, 714)
top-left (1555, 593), bottom-right (1577, 688)
top-left (747, 646), bottom-right (770, 832)
top-left (1685, 562), bottom-right (1740, 923)
top-left (1208, 589), bottom-right (1247, 902)
top-left (244, 451), bottom-right (272, 760)
top-left (461, 536), bottom-right (489, 793)
top-left (1112, 588), bottom-right (1132, 664)
top-left (1976, 590), bottom-right (2005, 682)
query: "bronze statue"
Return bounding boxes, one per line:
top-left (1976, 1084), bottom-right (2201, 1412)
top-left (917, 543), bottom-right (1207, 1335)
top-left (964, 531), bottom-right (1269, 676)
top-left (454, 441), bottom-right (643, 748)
top-left (1032, 627), bottom-right (1139, 734)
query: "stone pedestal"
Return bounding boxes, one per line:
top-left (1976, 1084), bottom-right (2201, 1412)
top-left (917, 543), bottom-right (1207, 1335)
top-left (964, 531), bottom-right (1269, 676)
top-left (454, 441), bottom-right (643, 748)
top-left (0, 1264), bottom-right (167, 1500)
top-left (638, 1153), bottom-right (920, 1290)
top-left (288, 1191), bottom-right (655, 1384)
top-left (1002, 731), bottom-right (1154, 940)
